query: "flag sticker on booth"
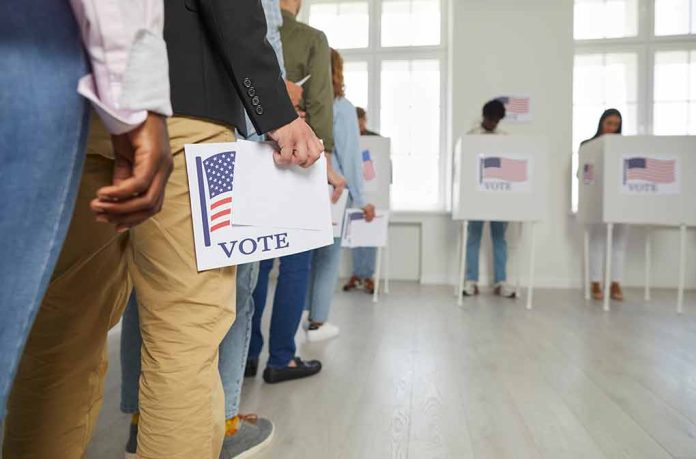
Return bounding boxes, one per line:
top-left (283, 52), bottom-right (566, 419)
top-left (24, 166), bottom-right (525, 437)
top-left (362, 149), bottom-right (376, 181)
top-left (477, 154), bottom-right (532, 192)
top-left (582, 163), bottom-right (595, 185)
top-left (496, 95), bottom-right (532, 122)
top-left (621, 155), bottom-right (680, 195)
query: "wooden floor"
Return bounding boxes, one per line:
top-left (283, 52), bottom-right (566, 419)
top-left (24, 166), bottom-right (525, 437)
top-left (82, 283), bottom-right (696, 459)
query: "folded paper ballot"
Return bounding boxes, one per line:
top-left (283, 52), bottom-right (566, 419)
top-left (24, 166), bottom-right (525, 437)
top-left (331, 188), bottom-right (349, 238)
top-left (184, 141), bottom-right (333, 271)
top-left (341, 209), bottom-right (389, 248)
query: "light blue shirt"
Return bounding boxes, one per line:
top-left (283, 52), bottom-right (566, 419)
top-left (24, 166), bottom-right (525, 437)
top-left (244, 0), bottom-right (285, 138)
top-left (332, 97), bottom-right (366, 208)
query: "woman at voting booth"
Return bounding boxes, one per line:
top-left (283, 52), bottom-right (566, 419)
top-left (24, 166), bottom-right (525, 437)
top-left (463, 100), bottom-right (516, 298)
top-left (304, 49), bottom-right (376, 342)
top-left (581, 108), bottom-right (628, 301)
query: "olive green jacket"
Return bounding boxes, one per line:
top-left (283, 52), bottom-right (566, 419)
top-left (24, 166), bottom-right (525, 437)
top-left (280, 9), bottom-right (334, 153)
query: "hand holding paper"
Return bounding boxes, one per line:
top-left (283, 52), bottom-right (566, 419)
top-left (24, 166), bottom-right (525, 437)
top-left (267, 117), bottom-right (323, 168)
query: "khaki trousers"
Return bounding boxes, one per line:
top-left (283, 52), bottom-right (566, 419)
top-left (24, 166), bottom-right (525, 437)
top-left (4, 116), bottom-right (237, 459)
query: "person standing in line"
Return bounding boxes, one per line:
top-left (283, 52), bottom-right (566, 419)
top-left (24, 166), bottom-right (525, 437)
top-left (343, 106), bottom-right (381, 294)
top-left (4, 1), bottom-right (325, 458)
top-left (581, 108), bottom-right (627, 301)
top-left (462, 99), bottom-right (516, 298)
top-left (304, 49), bottom-right (376, 342)
top-left (249, 0), bottom-right (347, 384)
top-left (0, 0), bottom-right (173, 421)
top-left (117, 1), bottom-right (298, 457)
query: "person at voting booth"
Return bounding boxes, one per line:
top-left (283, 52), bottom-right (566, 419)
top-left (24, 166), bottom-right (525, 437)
top-left (3, 1), bottom-right (325, 458)
top-left (581, 108), bottom-right (628, 301)
top-left (344, 107), bottom-right (381, 294)
top-left (304, 49), bottom-right (376, 342)
top-left (462, 100), bottom-right (517, 298)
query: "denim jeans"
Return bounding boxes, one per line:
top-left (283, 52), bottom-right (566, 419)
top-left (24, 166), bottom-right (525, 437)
top-left (0, 2), bottom-right (89, 417)
top-left (351, 247), bottom-right (377, 279)
top-left (120, 262), bottom-right (260, 419)
top-left (250, 251), bottom-right (312, 368)
top-left (465, 221), bottom-right (508, 284)
top-left (306, 238), bottom-right (343, 323)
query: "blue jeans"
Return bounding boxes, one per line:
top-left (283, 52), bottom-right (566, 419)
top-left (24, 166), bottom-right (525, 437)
top-left (121, 262), bottom-right (260, 419)
top-left (307, 238), bottom-right (343, 323)
top-left (0, 2), bottom-right (89, 417)
top-left (351, 247), bottom-right (377, 278)
top-left (465, 221), bottom-right (508, 284)
top-left (250, 251), bottom-right (311, 368)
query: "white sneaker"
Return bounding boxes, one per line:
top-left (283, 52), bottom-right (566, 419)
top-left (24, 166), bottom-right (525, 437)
top-left (494, 282), bottom-right (516, 298)
top-left (462, 280), bottom-right (479, 296)
top-left (306, 322), bottom-right (340, 342)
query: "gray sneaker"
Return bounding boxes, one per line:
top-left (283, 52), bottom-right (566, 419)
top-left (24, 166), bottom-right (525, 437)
top-left (220, 415), bottom-right (274, 459)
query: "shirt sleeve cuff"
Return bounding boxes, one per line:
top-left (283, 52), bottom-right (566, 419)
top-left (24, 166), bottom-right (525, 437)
top-left (77, 75), bottom-right (149, 135)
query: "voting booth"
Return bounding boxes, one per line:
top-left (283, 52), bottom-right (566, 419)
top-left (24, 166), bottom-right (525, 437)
top-left (577, 135), bottom-right (696, 312)
top-left (358, 136), bottom-right (392, 302)
top-left (452, 135), bottom-right (550, 308)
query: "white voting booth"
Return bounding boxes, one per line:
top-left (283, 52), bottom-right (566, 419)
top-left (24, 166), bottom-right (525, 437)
top-left (577, 135), bottom-right (696, 312)
top-left (357, 136), bottom-right (392, 302)
top-left (452, 135), bottom-right (549, 309)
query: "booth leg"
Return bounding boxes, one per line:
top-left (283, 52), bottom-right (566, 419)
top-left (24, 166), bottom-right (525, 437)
top-left (677, 224), bottom-right (686, 314)
top-left (373, 247), bottom-right (383, 304)
top-left (515, 222), bottom-right (523, 299)
top-left (644, 227), bottom-right (652, 302)
top-left (526, 222), bottom-right (537, 310)
top-left (583, 229), bottom-right (590, 301)
top-left (603, 223), bottom-right (614, 312)
top-left (457, 221), bottom-right (469, 306)
top-left (384, 244), bottom-right (390, 294)
top-left (454, 225), bottom-right (462, 297)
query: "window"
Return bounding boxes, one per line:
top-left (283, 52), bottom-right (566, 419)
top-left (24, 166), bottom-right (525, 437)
top-left (303, 0), bottom-right (447, 211)
top-left (655, 0), bottom-right (696, 35)
top-left (574, 0), bottom-right (639, 39)
top-left (308, 1), bottom-right (369, 49)
top-left (572, 0), bottom-right (695, 212)
top-left (654, 50), bottom-right (696, 134)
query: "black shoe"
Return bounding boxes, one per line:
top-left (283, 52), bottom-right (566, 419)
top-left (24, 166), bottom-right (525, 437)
top-left (262, 357), bottom-right (322, 384)
top-left (245, 359), bottom-right (258, 378)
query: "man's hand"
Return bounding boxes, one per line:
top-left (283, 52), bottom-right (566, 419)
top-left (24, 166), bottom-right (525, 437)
top-left (90, 113), bottom-right (173, 232)
top-left (327, 164), bottom-right (347, 204)
top-left (268, 117), bottom-right (323, 168)
top-left (362, 204), bottom-right (376, 222)
top-left (285, 80), bottom-right (303, 107)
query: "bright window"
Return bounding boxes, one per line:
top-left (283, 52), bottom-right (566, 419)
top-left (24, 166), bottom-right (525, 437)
top-left (343, 61), bottom-right (369, 111)
top-left (653, 50), bottom-right (696, 134)
top-left (381, 0), bottom-right (441, 47)
top-left (574, 0), bottom-right (639, 39)
top-left (305, 0), bottom-right (448, 211)
top-left (380, 60), bottom-right (441, 209)
top-left (308, 1), bottom-right (369, 49)
top-left (655, 0), bottom-right (696, 36)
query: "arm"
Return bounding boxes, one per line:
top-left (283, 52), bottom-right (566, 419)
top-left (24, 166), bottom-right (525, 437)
top-left (69, 0), bottom-right (172, 134)
top-left (304, 32), bottom-right (335, 153)
top-left (333, 101), bottom-right (366, 209)
top-left (196, 0), bottom-right (297, 134)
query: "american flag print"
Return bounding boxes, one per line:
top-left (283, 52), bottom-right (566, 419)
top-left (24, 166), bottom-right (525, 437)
top-left (624, 157), bottom-right (676, 184)
top-left (195, 151), bottom-right (236, 247)
top-left (498, 96), bottom-right (530, 116)
top-left (362, 150), bottom-right (376, 181)
top-left (481, 156), bottom-right (528, 182)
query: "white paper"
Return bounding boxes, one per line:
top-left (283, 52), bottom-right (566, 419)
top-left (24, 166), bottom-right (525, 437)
top-left (231, 140), bottom-right (331, 231)
top-left (619, 155), bottom-right (680, 195)
top-left (330, 188), bottom-right (349, 238)
top-left (184, 142), bottom-right (333, 271)
top-left (476, 153), bottom-right (533, 193)
top-left (341, 209), bottom-right (389, 248)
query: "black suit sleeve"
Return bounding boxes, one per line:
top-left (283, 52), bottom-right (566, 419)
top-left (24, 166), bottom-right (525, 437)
top-left (196, 0), bottom-right (297, 134)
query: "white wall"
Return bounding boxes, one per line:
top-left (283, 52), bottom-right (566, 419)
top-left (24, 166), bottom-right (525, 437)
top-left (343, 0), bottom-right (696, 290)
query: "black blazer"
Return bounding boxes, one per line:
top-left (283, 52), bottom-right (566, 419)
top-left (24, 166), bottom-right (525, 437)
top-left (165, 0), bottom-right (297, 136)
